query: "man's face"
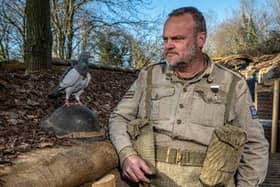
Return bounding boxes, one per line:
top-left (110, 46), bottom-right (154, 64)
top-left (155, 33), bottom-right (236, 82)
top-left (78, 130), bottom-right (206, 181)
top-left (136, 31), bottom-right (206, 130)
top-left (163, 14), bottom-right (206, 67)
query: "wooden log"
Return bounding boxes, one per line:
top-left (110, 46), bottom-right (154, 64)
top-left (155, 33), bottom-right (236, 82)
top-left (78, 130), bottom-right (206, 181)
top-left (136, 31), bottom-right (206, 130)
top-left (0, 141), bottom-right (118, 187)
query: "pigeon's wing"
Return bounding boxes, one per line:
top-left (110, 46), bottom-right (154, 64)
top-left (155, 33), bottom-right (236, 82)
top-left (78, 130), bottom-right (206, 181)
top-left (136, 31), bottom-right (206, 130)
top-left (73, 73), bottom-right (91, 102)
top-left (84, 73), bottom-right (91, 87)
top-left (71, 77), bottom-right (88, 94)
top-left (61, 66), bottom-right (73, 80)
top-left (48, 67), bottom-right (82, 99)
top-left (59, 68), bottom-right (81, 89)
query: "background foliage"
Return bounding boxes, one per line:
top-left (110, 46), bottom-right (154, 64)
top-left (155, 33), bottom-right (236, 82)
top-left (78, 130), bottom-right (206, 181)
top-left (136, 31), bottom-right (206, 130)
top-left (1, 0), bottom-right (280, 68)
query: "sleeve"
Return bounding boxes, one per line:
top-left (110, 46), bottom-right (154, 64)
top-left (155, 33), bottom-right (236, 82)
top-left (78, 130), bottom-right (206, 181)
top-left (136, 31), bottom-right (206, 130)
top-left (109, 70), bottom-right (146, 166)
top-left (232, 79), bottom-right (269, 187)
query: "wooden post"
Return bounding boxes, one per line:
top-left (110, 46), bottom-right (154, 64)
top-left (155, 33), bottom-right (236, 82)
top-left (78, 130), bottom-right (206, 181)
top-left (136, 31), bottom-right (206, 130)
top-left (271, 79), bottom-right (279, 153)
top-left (254, 81), bottom-right (258, 110)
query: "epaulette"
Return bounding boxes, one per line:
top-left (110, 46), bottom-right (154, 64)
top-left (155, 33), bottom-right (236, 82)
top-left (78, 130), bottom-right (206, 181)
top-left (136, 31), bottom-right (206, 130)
top-left (215, 63), bottom-right (244, 80)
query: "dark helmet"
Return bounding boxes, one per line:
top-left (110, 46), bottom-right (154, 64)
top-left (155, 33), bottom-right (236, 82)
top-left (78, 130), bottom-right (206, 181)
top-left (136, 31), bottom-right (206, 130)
top-left (40, 105), bottom-right (100, 140)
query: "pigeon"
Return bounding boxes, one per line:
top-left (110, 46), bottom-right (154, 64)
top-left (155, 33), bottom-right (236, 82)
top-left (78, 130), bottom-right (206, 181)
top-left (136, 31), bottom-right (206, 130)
top-left (49, 52), bottom-right (92, 106)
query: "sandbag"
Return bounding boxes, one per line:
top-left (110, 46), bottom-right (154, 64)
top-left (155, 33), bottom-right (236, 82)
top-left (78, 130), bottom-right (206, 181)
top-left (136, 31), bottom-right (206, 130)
top-left (0, 141), bottom-right (118, 187)
top-left (199, 124), bottom-right (247, 187)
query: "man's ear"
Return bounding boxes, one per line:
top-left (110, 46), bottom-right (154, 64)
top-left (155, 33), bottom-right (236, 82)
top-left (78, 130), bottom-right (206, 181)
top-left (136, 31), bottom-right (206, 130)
top-left (197, 32), bottom-right (207, 49)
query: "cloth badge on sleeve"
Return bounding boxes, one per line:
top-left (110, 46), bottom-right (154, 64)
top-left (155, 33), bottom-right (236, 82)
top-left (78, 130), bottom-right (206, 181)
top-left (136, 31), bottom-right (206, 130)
top-left (249, 105), bottom-right (257, 119)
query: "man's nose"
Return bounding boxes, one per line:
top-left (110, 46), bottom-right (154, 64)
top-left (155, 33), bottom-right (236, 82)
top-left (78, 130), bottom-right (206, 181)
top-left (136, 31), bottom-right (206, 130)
top-left (164, 40), bottom-right (175, 50)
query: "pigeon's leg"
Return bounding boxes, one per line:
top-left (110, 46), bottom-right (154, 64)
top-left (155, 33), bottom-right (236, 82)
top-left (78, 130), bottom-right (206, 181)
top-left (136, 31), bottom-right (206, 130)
top-left (74, 91), bottom-right (83, 105)
top-left (76, 99), bottom-right (83, 105)
top-left (74, 96), bottom-right (83, 105)
top-left (63, 93), bottom-right (72, 107)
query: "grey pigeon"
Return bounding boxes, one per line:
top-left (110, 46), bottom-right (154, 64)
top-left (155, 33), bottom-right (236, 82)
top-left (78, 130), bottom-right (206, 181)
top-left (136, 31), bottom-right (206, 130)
top-left (49, 52), bottom-right (92, 106)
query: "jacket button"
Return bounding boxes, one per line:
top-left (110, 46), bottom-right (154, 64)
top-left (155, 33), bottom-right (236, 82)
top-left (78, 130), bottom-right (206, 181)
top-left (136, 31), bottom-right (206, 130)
top-left (183, 87), bottom-right (187, 92)
top-left (179, 104), bottom-right (184, 108)
top-left (177, 119), bottom-right (182, 124)
top-left (207, 76), bottom-right (214, 83)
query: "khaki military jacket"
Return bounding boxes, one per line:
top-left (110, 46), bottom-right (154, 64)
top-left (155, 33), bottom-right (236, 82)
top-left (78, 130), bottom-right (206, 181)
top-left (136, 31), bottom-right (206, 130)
top-left (109, 56), bottom-right (268, 187)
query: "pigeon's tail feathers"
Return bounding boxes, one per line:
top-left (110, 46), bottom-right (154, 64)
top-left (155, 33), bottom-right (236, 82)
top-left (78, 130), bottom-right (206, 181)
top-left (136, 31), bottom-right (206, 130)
top-left (48, 87), bottom-right (64, 99)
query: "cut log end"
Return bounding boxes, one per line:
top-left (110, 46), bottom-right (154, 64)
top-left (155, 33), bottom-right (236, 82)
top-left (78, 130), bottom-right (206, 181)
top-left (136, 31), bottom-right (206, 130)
top-left (92, 174), bottom-right (116, 187)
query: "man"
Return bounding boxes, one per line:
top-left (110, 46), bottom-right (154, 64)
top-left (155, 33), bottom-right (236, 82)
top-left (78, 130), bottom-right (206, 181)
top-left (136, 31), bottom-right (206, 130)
top-left (109, 7), bottom-right (268, 187)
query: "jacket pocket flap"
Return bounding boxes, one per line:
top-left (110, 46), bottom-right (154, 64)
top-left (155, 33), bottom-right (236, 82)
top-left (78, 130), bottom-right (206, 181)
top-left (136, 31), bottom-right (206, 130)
top-left (214, 124), bottom-right (248, 150)
top-left (151, 87), bottom-right (175, 100)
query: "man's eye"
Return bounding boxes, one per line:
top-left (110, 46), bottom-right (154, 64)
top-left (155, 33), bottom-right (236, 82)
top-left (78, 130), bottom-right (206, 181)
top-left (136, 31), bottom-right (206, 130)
top-left (162, 36), bottom-right (186, 43)
top-left (173, 37), bottom-right (185, 41)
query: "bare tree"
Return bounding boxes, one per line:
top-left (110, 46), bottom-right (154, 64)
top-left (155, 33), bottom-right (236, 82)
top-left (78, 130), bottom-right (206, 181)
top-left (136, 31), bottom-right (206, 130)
top-left (0, 0), bottom-right (160, 66)
top-left (0, 0), bottom-right (26, 60)
top-left (267, 0), bottom-right (280, 28)
top-left (212, 0), bottom-right (270, 56)
top-left (51, 0), bottom-right (152, 60)
top-left (203, 10), bottom-right (219, 56)
top-left (0, 16), bottom-right (11, 60)
top-left (128, 34), bottom-right (162, 68)
top-left (51, 0), bottom-right (88, 59)
top-left (213, 18), bottom-right (244, 56)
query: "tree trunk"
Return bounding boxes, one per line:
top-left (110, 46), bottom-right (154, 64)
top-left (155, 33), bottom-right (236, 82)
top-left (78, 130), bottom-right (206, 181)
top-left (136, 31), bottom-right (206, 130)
top-left (66, 28), bottom-right (74, 59)
top-left (51, 0), bottom-right (75, 60)
top-left (65, 0), bottom-right (74, 59)
top-left (25, 0), bottom-right (52, 73)
top-left (58, 33), bottom-right (65, 59)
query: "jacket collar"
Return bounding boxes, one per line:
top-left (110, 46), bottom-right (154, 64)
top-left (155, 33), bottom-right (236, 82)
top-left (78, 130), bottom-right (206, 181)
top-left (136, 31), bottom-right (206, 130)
top-left (165, 53), bottom-right (215, 84)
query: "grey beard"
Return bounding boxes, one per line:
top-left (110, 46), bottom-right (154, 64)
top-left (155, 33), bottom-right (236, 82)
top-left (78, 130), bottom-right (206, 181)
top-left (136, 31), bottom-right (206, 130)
top-left (168, 61), bottom-right (188, 69)
top-left (167, 60), bottom-right (196, 70)
top-left (166, 50), bottom-right (197, 70)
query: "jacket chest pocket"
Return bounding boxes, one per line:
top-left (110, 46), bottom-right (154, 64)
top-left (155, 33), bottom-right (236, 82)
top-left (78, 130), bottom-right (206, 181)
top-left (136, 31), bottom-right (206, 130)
top-left (149, 86), bottom-right (175, 120)
top-left (190, 85), bottom-right (226, 127)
